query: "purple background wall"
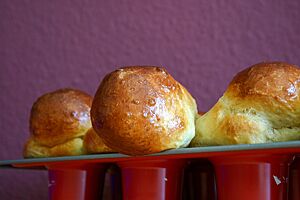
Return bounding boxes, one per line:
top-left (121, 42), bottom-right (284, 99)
top-left (0, 0), bottom-right (299, 199)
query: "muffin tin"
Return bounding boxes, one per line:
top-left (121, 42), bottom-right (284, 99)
top-left (1, 141), bottom-right (300, 200)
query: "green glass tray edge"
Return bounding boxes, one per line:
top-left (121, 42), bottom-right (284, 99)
top-left (0, 141), bottom-right (299, 167)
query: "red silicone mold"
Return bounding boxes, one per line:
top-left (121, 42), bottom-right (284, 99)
top-left (0, 141), bottom-right (299, 200)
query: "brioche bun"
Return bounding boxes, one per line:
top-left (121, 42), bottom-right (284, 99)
top-left (91, 66), bottom-right (197, 155)
top-left (191, 62), bottom-right (300, 146)
top-left (24, 88), bottom-right (111, 157)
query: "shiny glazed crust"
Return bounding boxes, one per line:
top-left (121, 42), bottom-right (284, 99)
top-left (91, 66), bottom-right (198, 155)
top-left (191, 62), bottom-right (300, 146)
top-left (24, 88), bottom-right (110, 158)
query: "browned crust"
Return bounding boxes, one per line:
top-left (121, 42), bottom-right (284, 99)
top-left (29, 88), bottom-right (93, 147)
top-left (227, 62), bottom-right (300, 105)
top-left (91, 66), bottom-right (197, 155)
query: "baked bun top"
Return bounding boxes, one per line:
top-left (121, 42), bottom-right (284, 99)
top-left (29, 88), bottom-right (92, 147)
top-left (226, 62), bottom-right (300, 126)
top-left (91, 66), bottom-right (197, 155)
top-left (24, 88), bottom-right (114, 158)
top-left (191, 62), bottom-right (300, 146)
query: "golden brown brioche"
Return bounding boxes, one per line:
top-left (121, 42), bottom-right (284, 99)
top-left (91, 66), bottom-right (198, 155)
top-left (191, 62), bottom-right (300, 147)
top-left (83, 128), bottom-right (114, 153)
top-left (24, 88), bottom-right (111, 158)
